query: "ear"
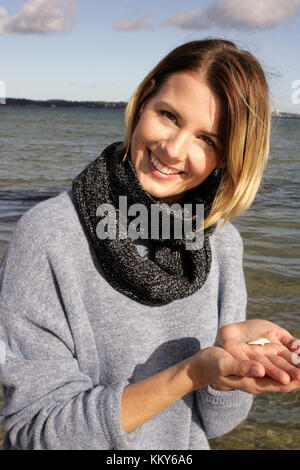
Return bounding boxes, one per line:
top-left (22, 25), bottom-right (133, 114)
top-left (139, 79), bottom-right (156, 114)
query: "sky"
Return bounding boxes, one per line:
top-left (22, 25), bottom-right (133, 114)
top-left (0, 0), bottom-right (300, 112)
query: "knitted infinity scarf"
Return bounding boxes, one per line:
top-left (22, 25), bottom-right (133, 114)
top-left (72, 142), bottom-right (222, 305)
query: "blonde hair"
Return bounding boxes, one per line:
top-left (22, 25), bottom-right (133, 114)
top-left (118, 39), bottom-right (271, 229)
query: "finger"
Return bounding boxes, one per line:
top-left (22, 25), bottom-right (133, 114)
top-left (224, 375), bottom-right (300, 394)
top-left (289, 339), bottom-right (300, 352)
top-left (278, 348), bottom-right (300, 365)
top-left (247, 352), bottom-right (290, 384)
top-left (291, 350), bottom-right (300, 366)
top-left (266, 354), bottom-right (300, 381)
top-left (277, 349), bottom-right (300, 379)
top-left (222, 355), bottom-right (265, 378)
top-left (276, 330), bottom-right (299, 350)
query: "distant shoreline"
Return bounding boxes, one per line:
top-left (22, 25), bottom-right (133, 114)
top-left (4, 98), bottom-right (127, 109)
top-left (272, 112), bottom-right (300, 119)
top-left (3, 98), bottom-right (300, 118)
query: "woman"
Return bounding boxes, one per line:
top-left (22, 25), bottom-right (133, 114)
top-left (0, 39), bottom-right (299, 450)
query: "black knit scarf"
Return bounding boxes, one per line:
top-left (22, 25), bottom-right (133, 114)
top-left (72, 142), bottom-right (222, 305)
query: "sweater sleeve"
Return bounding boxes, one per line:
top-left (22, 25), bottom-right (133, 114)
top-left (0, 208), bottom-right (134, 450)
top-left (194, 222), bottom-right (253, 439)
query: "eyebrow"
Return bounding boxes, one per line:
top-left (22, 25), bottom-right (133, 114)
top-left (155, 100), bottom-right (223, 142)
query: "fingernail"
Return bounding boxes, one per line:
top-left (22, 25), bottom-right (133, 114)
top-left (250, 366), bottom-right (263, 376)
top-left (291, 339), bottom-right (300, 350)
top-left (280, 374), bottom-right (290, 385)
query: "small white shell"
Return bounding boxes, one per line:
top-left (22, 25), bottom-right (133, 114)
top-left (247, 337), bottom-right (271, 345)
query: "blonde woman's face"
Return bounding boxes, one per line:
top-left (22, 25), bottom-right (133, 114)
top-left (130, 70), bottom-right (225, 205)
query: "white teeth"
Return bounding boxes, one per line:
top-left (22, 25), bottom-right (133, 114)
top-left (150, 152), bottom-right (181, 175)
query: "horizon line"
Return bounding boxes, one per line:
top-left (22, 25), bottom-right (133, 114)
top-left (3, 97), bottom-right (299, 115)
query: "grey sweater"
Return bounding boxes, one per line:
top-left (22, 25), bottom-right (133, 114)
top-left (0, 189), bottom-right (253, 450)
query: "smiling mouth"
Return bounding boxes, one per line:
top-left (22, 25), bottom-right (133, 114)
top-left (148, 150), bottom-right (185, 175)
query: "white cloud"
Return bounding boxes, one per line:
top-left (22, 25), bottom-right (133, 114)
top-left (0, 0), bottom-right (78, 35)
top-left (162, 9), bottom-right (208, 30)
top-left (163, 0), bottom-right (300, 31)
top-left (163, 8), bottom-right (210, 30)
top-left (0, 6), bottom-right (6, 18)
top-left (113, 11), bottom-right (154, 31)
top-left (210, 0), bottom-right (300, 29)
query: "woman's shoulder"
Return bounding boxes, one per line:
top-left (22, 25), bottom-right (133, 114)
top-left (9, 188), bottom-right (78, 249)
top-left (19, 187), bottom-right (74, 221)
top-left (0, 190), bottom-right (80, 307)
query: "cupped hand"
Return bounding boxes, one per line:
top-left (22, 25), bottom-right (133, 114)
top-left (215, 319), bottom-right (300, 387)
top-left (194, 345), bottom-right (300, 394)
top-left (216, 319), bottom-right (297, 348)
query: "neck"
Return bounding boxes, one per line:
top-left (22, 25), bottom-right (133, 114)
top-left (159, 193), bottom-right (186, 206)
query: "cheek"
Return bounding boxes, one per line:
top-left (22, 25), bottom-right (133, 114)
top-left (134, 113), bottom-right (167, 145)
top-left (130, 124), bottom-right (146, 164)
top-left (188, 153), bottom-right (206, 173)
top-left (188, 153), bottom-right (218, 177)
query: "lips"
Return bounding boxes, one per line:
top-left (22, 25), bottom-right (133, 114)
top-left (146, 149), bottom-right (185, 182)
top-left (148, 149), bottom-right (184, 175)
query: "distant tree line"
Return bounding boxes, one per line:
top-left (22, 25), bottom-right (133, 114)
top-left (5, 98), bottom-right (127, 109)
top-left (5, 99), bottom-right (300, 118)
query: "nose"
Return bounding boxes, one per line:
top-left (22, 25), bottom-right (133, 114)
top-left (164, 130), bottom-right (189, 162)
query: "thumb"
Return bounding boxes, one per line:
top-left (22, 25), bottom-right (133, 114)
top-left (224, 357), bottom-right (265, 378)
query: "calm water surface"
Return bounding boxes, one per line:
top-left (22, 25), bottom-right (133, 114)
top-left (0, 105), bottom-right (299, 449)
